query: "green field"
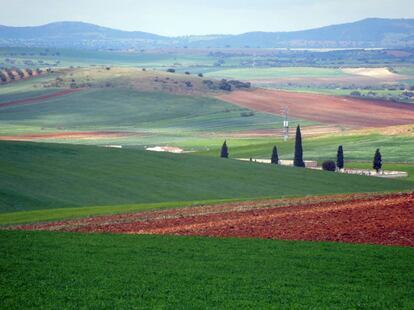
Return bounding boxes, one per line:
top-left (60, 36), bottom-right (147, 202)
top-left (0, 89), bottom-right (59, 105)
top-left (0, 47), bottom-right (217, 69)
top-left (395, 66), bottom-right (414, 76)
top-left (2, 48), bottom-right (414, 310)
top-left (0, 141), bottom-right (411, 213)
top-left (205, 67), bottom-right (349, 80)
top-left (190, 133), bottom-right (414, 163)
top-left (1, 231), bottom-right (413, 309)
top-left (347, 162), bottom-right (414, 182)
top-left (0, 87), bottom-right (313, 136)
top-left (0, 199), bottom-right (241, 225)
top-left (1, 78), bottom-right (412, 164)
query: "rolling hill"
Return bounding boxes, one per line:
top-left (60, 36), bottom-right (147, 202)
top-left (0, 21), bottom-right (168, 49)
top-left (0, 85), bottom-right (296, 138)
top-left (1, 18), bottom-right (413, 49)
top-left (0, 141), bottom-right (411, 213)
top-left (189, 18), bottom-right (414, 48)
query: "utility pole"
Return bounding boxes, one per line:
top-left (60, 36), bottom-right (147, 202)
top-left (281, 107), bottom-right (289, 141)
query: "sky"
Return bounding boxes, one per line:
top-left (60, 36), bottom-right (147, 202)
top-left (1, 0), bottom-right (413, 36)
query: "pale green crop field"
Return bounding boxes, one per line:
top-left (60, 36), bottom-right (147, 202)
top-left (205, 67), bottom-right (349, 80)
top-left (0, 87), bottom-right (314, 138)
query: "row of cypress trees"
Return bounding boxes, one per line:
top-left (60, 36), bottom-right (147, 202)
top-left (220, 125), bottom-right (383, 172)
top-left (220, 126), bottom-right (306, 164)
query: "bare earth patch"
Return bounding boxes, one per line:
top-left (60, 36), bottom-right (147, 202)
top-left (217, 89), bottom-right (414, 128)
top-left (341, 67), bottom-right (401, 78)
top-left (8, 192), bottom-right (414, 247)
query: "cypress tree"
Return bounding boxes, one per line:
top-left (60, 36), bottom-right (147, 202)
top-left (220, 140), bottom-right (229, 158)
top-left (293, 125), bottom-right (305, 167)
top-left (271, 146), bottom-right (279, 164)
top-left (337, 145), bottom-right (344, 170)
top-left (373, 148), bottom-right (382, 173)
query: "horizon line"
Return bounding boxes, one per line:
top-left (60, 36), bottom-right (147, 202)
top-left (1, 17), bottom-right (413, 38)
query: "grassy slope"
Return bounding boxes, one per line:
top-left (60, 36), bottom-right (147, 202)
top-left (0, 88), bottom-right (302, 136)
top-left (1, 231), bottom-right (413, 309)
top-left (0, 199), bottom-right (242, 225)
top-left (0, 73), bottom-right (58, 93)
top-left (205, 67), bottom-right (348, 80)
top-left (347, 162), bottom-right (414, 182)
top-left (2, 83), bottom-right (408, 162)
top-left (395, 66), bottom-right (414, 76)
top-left (191, 134), bottom-right (414, 164)
top-left (0, 89), bottom-right (59, 104)
top-left (0, 141), bottom-right (411, 213)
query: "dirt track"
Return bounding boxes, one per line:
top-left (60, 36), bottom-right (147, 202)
top-left (10, 192), bottom-right (414, 247)
top-left (0, 89), bottom-right (81, 109)
top-left (217, 89), bottom-right (414, 128)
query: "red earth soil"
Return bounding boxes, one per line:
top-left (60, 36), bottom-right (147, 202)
top-left (0, 88), bottom-right (81, 109)
top-left (0, 131), bottom-right (141, 141)
top-left (217, 89), bottom-right (414, 128)
top-left (10, 193), bottom-right (414, 247)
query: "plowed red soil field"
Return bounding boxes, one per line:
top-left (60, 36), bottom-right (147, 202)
top-left (217, 89), bottom-right (414, 128)
top-left (0, 88), bottom-right (81, 109)
top-left (10, 192), bottom-right (414, 247)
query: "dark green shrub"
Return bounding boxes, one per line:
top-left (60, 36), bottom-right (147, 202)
top-left (322, 160), bottom-right (336, 172)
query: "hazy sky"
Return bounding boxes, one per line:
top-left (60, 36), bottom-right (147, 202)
top-left (1, 0), bottom-right (413, 36)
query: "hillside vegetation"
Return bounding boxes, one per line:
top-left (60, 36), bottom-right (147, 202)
top-left (0, 141), bottom-right (411, 213)
top-left (0, 87), bottom-right (297, 137)
top-left (191, 133), bottom-right (414, 163)
top-left (1, 231), bottom-right (413, 309)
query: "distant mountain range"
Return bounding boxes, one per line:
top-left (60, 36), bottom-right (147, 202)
top-left (1, 18), bottom-right (413, 49)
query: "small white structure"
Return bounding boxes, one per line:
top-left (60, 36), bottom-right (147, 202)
top-left (103, 145), bottom-right (123, 148)
top-left (146, 146), bottom-right (184, 153)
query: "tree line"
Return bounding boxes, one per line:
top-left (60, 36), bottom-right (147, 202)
top-left (220, 125), bottom-right (383, 172)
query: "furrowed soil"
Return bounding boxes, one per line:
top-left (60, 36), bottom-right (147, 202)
top-left (217, 89), bottom-right (414, 128)
top-left (9, 192), bottom-right (414, 247)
